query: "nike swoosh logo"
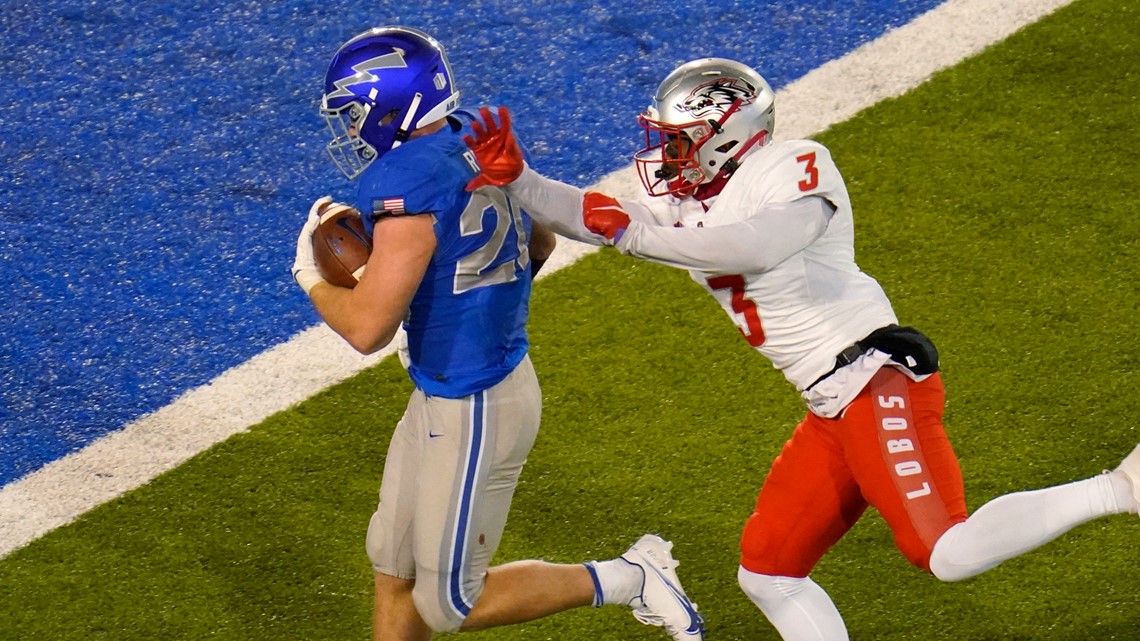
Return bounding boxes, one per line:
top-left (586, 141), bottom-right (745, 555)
top-left (646, 564), bottom-right (704, 636)
top-left (428, 432), bottom-right (444, 439)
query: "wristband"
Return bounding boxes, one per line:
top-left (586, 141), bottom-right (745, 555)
top-left (293, 268), bottom-right (325, 295)
top-left (530, 257), bottom-right (547, 278)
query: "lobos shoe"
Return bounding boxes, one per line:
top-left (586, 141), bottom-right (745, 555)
top-left (621, 534), bottom-right (706, 640)
top-left (1116, 443), bottom-right (1140, 514)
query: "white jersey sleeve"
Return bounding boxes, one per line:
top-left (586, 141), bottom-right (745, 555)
top-left (615, 197), bottom-right (834, 273)
top-left (505, 166), bottom-right (663, 245)
top-left (501, 166), bottom-right (601, 244)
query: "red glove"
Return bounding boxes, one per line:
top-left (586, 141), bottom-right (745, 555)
top-left (463, 106), bottom-right (525, 191)
top-left (583, 191), bottom-right (630, 243)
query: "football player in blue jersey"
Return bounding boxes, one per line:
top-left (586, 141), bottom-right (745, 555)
top-left (290, 26), bottom-right (706, 641)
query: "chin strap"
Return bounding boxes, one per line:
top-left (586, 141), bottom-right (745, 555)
top-left (391, 92), bottom-right (423, 150)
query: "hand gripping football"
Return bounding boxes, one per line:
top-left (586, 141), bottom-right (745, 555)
top-left (312, 202), bottom-right (373, 288)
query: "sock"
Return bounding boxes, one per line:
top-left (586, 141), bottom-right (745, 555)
top-left (584, 558), bottom-right (643, 607)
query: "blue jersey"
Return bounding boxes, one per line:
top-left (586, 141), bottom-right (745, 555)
top-left (353, 110), bottom-right (534, 398)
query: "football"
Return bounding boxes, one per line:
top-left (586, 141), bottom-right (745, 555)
top-left (311, 202), bottom-right (373, 288)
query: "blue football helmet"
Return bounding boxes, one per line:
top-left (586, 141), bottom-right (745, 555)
top-left (321, 26), bottom-right (461, 179)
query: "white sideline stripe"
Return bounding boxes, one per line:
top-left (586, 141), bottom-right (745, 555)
top-left (0, 0), bottom-right (1076, 559)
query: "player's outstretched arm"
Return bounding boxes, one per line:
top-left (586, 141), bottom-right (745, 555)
top-left (463, 106), bottom-right (601, 244)
top-left (464, 105), bottom-right (659, 247)
top-left (617, 196), bottom-right (836, 273)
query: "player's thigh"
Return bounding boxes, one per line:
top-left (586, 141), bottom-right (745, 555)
top-left (411, 356), bottom-right (542, 630)
top-left (741, 413), bottom-right (867, 578)
top-left (366, 391), bottom-right (426, 579)
top-left (837, 368), bottom-right (967, 570)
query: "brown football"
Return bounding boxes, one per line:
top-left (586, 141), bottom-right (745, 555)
top-left (311, 203), bottom-right (372, 288)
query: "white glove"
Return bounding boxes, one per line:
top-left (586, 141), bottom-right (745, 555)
top-left (292, 196), bottom-right (332, 295)
top-left (394, 330), bottom-right (411, 370)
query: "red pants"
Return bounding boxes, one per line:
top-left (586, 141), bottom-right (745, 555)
top-left (740, 368), bottom-right (968, 576)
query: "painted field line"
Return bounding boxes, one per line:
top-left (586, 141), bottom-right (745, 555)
top-left (0, 0), bottom-right (1076, 558)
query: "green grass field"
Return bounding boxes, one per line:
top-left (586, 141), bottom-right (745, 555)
top-left (2, 0), bottom-right (1136, 638)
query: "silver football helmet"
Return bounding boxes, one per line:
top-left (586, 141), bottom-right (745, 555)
top-left (634, 58), bottom-right (775, 198)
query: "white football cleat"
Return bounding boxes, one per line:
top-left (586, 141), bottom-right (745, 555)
top-left (1115, 443), bottom-right (1140, 514)
top-left (621, 534), bottom-right (706, 640)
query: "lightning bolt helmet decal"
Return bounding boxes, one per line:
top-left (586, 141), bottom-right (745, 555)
top-left (319, 26), bottom-right (461, 180)
top-left (325, 50), bottom-right (408, 101)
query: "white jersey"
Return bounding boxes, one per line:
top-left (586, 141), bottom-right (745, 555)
top-left (506, 139), bottom-right (898, 413)
top-left (616, 140), bottom-right (897, 392)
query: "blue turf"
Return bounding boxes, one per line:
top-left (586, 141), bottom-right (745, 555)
top-left (0, 0), bottom-right (945, 486)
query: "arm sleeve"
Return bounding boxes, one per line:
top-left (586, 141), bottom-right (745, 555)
top-left (615, 196), bottom-right (836, 273)
top-left (505, 166), bottom-right (660, 245)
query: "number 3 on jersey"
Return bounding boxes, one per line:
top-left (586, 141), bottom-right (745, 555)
top-left (706, 274), bottom-right (766, 347)
top-left (796, 152), bottom-right (819, 191)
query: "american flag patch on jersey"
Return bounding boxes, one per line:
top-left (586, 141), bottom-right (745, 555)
top-left (372, 197), bottom-right (406, 216)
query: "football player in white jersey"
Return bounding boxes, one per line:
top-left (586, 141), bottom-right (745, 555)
top-left (462, 58), bottom-right (1140, 641)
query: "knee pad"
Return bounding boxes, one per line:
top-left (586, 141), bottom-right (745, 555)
top-left (737, 566), bottom-right (808, 611)
top-left (928, 522), bottom-right (987, 582)
top-left (411, 570), bottom-right (484, 633)
top-left (737, 566), bottom-right (851, 641)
